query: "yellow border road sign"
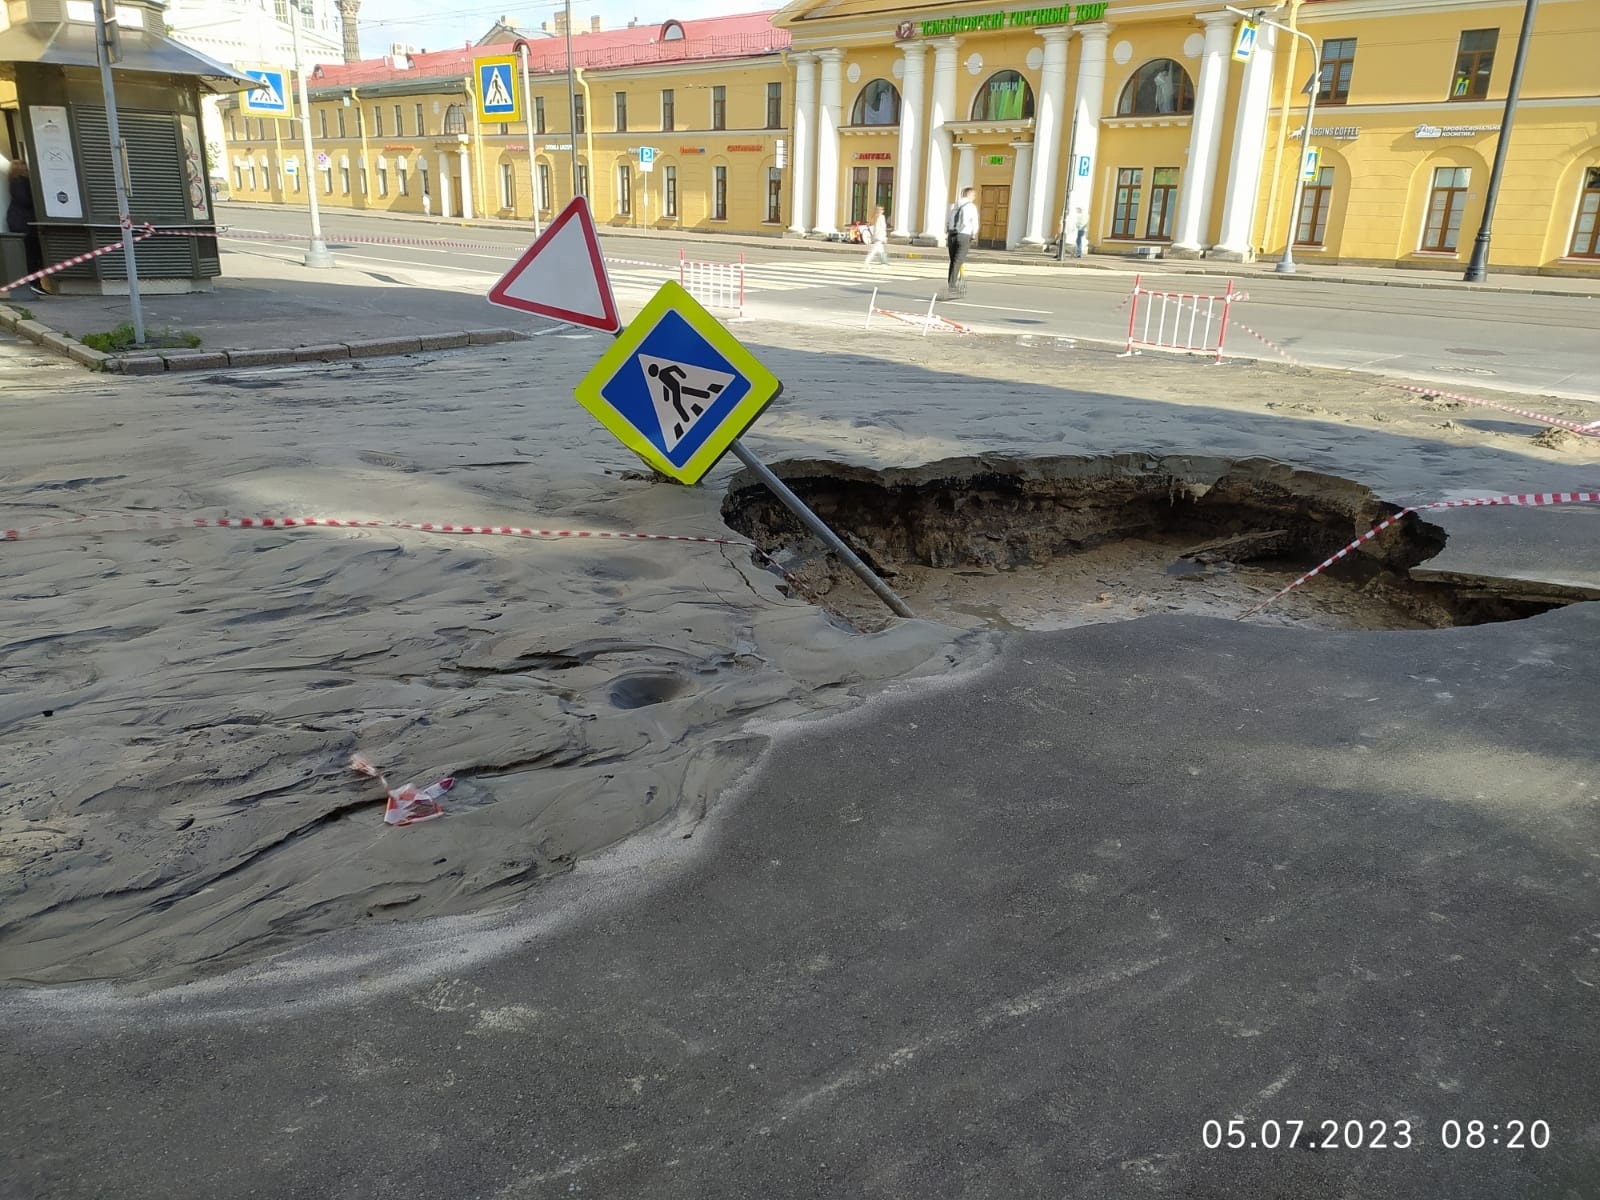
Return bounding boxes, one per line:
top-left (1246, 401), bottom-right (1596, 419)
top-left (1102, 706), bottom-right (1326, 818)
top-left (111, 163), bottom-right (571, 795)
top-left (573, 281), bottom-right (783, 485)
top-left (475, 55), bottom-right (521, 123)
top-left (1301, 146), bottom-right (1322, 183)
top-left (239, 67), bottom-right (294, 119)
top-left (1232, 21), bottom-right (1258, 63)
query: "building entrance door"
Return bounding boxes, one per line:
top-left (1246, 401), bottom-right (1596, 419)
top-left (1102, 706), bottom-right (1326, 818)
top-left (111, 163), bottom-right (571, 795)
top-left (978, 185), bottom-right (1010, 249)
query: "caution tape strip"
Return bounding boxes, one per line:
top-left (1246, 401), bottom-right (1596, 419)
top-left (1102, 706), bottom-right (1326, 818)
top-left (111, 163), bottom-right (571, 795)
top-left (873, 308), bottom-right (973, 334)
top-left (0, 226), bottom-right (155, 295)
top-left (1239, 490), bottom-right (1600, 617)
top-left (1393, 383), bottom-right (1600, 438)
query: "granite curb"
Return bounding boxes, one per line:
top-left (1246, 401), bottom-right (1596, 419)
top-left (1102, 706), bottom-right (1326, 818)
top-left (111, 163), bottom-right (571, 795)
top-left (0, 304), bottom-right (527, 373)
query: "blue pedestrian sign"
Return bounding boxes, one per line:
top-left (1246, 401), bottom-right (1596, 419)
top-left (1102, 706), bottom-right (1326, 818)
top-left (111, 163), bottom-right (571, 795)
top-left (1232, 21), bottom-right (1258, 63)
top-left (573, 281), bottom-right (782, 485)
top-left (475, 55), bottom-right (521, 122)
top-left (239, 68), bottom-right (292, 118)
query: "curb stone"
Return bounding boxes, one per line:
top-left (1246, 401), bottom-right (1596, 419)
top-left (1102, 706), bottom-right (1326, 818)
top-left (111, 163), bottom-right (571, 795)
top-left (345, 335), bottom-right (424, 358)
top-left (161, 350), bottom-right (230, 371)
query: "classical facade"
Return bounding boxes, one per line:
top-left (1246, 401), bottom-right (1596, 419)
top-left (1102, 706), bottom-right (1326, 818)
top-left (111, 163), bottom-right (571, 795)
top-left (774, 0), bottom-right (1600, 272)
top-left (218, 13), bottom-right (793, 233)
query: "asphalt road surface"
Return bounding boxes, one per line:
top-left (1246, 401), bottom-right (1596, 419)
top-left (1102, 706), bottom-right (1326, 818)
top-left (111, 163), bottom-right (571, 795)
top-left (218, 203), bottom-right (1600, 403)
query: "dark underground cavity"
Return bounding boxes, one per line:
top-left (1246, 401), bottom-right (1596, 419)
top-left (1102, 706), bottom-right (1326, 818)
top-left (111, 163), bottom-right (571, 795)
top-left (720, 454), bottom-right (1583, 632)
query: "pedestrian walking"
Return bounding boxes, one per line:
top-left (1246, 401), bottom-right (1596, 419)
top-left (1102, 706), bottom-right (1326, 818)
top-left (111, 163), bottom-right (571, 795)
top-left (862, 205), bottom-right (889, 269)
top-left (946, 187), bottom-right (978, 297)
top-left (1072, 207), bottom-right (1089, 259)
top-left (6, 161), bottom-right (47, 298)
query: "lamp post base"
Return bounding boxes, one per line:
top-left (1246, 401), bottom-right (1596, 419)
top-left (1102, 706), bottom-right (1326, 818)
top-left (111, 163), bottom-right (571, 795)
top-left (304, 241), bottom-right (336, 269)
top-left (1274, 258), bottom-right (1297, 275)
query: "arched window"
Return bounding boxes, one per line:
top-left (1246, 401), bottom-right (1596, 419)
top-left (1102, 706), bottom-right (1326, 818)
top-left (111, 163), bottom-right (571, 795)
top-left (1117, 59), bottom-right (1195, 116)
top-left (660, 19), bottom-right (685, 40)
top-left (971, 70), bottom-right (1034, 121)
top-left (442, 104), bottom-right (467, 134)
top-left (851, 79), bottom-right (901, 126)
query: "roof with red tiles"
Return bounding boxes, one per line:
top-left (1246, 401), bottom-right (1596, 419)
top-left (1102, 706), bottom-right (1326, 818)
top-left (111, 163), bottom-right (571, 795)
top-left (305, 11), bottom-right (787, 89)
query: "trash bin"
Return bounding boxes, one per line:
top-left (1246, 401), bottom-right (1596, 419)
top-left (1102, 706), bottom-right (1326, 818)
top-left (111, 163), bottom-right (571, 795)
top-left (1, 233), bottom-right (29, 290)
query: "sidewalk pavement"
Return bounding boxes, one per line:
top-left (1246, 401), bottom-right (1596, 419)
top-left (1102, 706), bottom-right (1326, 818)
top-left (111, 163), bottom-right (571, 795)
top-left (224, 199), bottom-right (1600, 299)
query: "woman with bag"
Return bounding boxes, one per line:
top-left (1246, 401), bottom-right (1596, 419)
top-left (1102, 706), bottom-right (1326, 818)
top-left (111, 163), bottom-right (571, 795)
top-left (862, 205), bottom-right (889, 269)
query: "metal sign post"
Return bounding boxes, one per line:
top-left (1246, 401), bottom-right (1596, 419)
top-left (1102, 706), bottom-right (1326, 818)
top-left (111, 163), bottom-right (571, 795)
top-left (514, 41), bottom-right (541, 237)
top-left (289, 0), bottom-right (333, 267)
top-left (91, 0), bottom-right (145, 344)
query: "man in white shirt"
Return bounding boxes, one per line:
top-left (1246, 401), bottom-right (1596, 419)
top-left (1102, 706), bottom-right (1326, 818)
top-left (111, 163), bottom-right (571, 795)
top-left (946, 186), bottom-right (979, 296)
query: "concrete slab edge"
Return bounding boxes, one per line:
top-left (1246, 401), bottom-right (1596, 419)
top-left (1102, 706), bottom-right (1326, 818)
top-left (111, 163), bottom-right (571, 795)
top-left (0, 308), bottom-right (528, 374)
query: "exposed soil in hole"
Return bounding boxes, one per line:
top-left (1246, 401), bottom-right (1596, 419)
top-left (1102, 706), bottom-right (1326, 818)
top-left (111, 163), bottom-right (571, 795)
top-left (722, 455), bottom-right (1583, 633)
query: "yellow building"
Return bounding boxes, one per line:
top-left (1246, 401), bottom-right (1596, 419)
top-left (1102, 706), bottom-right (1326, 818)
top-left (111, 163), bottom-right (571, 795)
top-left (774, 0), bottom-right (1599, 272)
top-left (218, 12), bottom-right (794, 234)
top-left (220, 1), bottom-right (1599, 275)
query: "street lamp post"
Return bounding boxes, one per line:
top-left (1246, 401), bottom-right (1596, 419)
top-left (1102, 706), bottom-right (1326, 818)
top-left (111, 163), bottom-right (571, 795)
top-left (289, 0), bottom-right (334, 267)
top-left (513, 39), bottom-right (541, 236)
top-left (1226, 5), bottom-right (1319, 274)
top-left (90, 0), bottom-right (146, 344)
top-left (1464, 0), bottom-right (1539, 282)
top-left (563, 0), bottom-right (580, 197)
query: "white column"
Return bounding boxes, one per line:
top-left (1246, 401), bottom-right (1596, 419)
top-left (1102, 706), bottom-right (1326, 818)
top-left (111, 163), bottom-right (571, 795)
top-left (1006, 140), bottom-right (1033, 249)
top-left (438, 151), bottom-right (453, 218)
top-left (1022, 27), bottom-right (1072, 245)
top-left (812, 49), bottom-right (844, 235)
top-left (1172, 11), bottom-right (1238, 252)
top-left (955, 141), bottom-right (976, 196)
top-left (1214, 24), bottom-right (1277, 258)
top-left (1065, 22), bottom-right (1111, 218)
top-left (919, 37), bottom-right (961, 243)
top-left (457, 144), bottom-right (473, 219)
top-left (893, 42), bottom-right (928, 239)
top-left (788, 52), bottom-right (817, 236)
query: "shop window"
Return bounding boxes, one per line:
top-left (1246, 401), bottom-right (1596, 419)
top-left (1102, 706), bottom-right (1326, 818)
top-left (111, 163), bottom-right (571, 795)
top-left (1422, 166), bottom-right (1470, 252)
top-left (536, 97), bottom-right (546, 134)
top-left (1452, 29), bottom-right (1497, 99)
top-left (618, 163), bottom-right (632, 215)
top-left (615, 91), bottom-right (628, 133)
top-left (1111, 167), bottom-right (1142, 238)
top-left (851, 79), bottom-right (900, 126)
top-left (767, 82), bottom-right (783, 130)
top-left (340, 165), bottom-right (350, 194)
top-left (665, 165), bottom-right (679, 217)
top-left (1318, 38), bottom-right (1356, 104)
top-left (574, 94), bottom-right (586, 135)
top-left (1568, 167), bottom-right (1600, 258)
top-left (419, 165), bottom-right (429, 202)
top-left (398, 165), bottom-right (409, 195)
top-left (713, 165), bottom-right (728, 220)
top-left (1146, 167), bottom-right (1178, 240)
top-left (712, 86), bottom-right (727, 131)
top-left (1118, 60), bottom-right (1194, 116)
top-left (502, 162), bottom-right (515, 208)
top-left (443, 105), bottom-right (467, 135)
top-left (538, 162), bottom-right (553, 211)
top-left (766, 167), bottom-right (782, 223)
top-left (971, 71), bottom-right (1034, 121)
top-left (662, 89), bottom-right (675, 132)
top-left (875, 167), bottom-right (894, 219)
top-left (1296, 165), bottom-right (1335, 245)
top-left (850, 167), bottom-right (869, 224)
top-left (378, 165), bottom-right (389, 197)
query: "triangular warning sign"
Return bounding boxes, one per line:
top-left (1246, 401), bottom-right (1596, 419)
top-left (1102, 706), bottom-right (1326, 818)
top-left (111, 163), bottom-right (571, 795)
top-left (487, 197), bottom-right (620, 333)
top-left (483, 67), bottom-right (512, 110)
top-left (637, 353), bottom-right (734, 450)
top-left (249, 76), bottom-right (283, 107)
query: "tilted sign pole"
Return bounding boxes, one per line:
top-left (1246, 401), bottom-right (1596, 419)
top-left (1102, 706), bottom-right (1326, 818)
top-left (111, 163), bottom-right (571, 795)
top-left (290, 0), bottom-right (334, 267)
top-left (728, 441), bottom-right (915, 619)
top-left (91, 0), bottom-right (145, 344)
top-left (514, 40), bottom-right (542, 237)
top-left (1464, 0), bottom-right (1539, 282)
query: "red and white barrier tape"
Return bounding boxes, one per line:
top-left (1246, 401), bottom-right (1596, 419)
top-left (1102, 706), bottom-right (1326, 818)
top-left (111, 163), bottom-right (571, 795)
top-left (0, 227), bottom-right (154, 295)
top-left (0, 512), bottom-right (752, 547)
top-left (1394, 383), bottom-right (1600, 438)
top-left (1240, 490), bottom-right (1600, 617)
top-left (352, 755), bottom-right (452, 826)
top-left (143, 225), bottom-right (665, 270)
top-left (873, 308), bottom-right (972, 334)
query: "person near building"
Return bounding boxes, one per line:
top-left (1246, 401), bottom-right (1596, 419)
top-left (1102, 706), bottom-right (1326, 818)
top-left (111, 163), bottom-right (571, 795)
top-left (1072, 207), bottom-right (1089, 259)
top-left (6, 161), bottom-right (47, 297)
top-left (862, 205), bottom-right (889, 269)
top-left (946, 186), bottom-right (978, 296)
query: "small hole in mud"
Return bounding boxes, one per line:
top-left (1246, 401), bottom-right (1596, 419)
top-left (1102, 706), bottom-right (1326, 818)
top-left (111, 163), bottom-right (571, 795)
top-left (721, 455), bottom-right (1584, 633)
top-left (608, 671), bottom-right (688, 709)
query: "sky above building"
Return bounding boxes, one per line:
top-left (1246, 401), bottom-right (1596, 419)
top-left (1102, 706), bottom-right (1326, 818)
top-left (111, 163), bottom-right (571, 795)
top-left (357, 0), bottom-right (751, 58)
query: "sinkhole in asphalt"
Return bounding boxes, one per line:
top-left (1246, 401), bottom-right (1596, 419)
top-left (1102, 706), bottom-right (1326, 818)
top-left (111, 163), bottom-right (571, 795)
top-left (722, 455), bottom-right (1582, 633)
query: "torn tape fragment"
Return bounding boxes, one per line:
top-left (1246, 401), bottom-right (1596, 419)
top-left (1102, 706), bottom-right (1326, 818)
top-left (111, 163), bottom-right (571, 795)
top-left (352, 754), bottom-right (454, 826)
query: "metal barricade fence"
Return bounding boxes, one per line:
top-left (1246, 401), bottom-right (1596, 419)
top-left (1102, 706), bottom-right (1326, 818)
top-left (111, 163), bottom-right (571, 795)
top-left (680, 250), bottom-right (745, 318)
top-left (1121, 273), bottom-right (1235, 363)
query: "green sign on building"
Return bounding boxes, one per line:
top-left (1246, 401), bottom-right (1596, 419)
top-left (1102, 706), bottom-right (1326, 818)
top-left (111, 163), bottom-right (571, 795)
top-left (918, 1), bottom-right (1109, 37)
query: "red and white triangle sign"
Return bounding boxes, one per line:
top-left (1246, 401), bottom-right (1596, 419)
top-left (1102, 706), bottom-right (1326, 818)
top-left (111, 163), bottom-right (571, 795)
top-left (487, 196), bottom-right (621, 333)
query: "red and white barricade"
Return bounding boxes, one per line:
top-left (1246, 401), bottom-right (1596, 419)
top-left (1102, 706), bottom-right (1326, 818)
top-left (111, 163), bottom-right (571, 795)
top-left (680, 250), bottom-right (745, 318)
top-left (1121, 273), bottom-right (1236, 363)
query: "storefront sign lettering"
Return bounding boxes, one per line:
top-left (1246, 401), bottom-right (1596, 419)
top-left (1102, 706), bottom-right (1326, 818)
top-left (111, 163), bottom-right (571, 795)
top-left (986, 154), bottom-right (1008, 165)
top-left (1414, 123), bottom-right (1499, 138)
top-left (917, 1), bottom-right (1108, 36)
top-left (855, 151), bottom-right (892, 160)
top-left (1289, 126), bottom-right (1359, 140)
top-left (726, 144), bottom-right (763, 152)
top-left (383, 144), bottom-right (417, 152)
top-left (680, 146), bottom-right (707, 154)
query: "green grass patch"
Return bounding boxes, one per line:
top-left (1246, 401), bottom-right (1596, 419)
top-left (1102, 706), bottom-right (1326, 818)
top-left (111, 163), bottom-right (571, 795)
top-left (81, 323), bottom-right (202, 353)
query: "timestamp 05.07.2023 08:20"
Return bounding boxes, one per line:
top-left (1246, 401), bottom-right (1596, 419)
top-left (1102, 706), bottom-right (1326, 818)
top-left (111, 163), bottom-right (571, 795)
top-left (1202, 1118), bottom-right (1552, 1152)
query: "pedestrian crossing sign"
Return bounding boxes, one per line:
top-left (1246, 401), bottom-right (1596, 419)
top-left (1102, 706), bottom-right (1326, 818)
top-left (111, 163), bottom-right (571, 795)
top-left (475, 55), bottom-right (521, 122)
top-left (239, 68), bottom-right (292, 118)
top-left (573, 281), bottom-right (782, 484)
